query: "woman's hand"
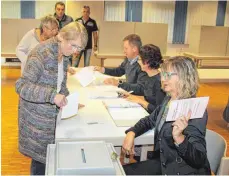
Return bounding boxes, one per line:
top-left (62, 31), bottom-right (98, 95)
top-left (172, 111), bottom-right (191, 144)
top-left (78, 103), bottom-right (85, 109)
top-left (126, 95), bottom-right (141, 103)
top-left (54, 94), bottom-right (67, 108)
top-left (68, 66), bottom-right (76, 75)
top-left (126, 95), bottom-right (149, 109)
top-left (122, 131), bottom-right (136, 155)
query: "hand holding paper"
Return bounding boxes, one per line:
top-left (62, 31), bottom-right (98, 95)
top-left (172, 111), bottom-right (191, 143)
top-left (61, 92), bottom-right (79, 119)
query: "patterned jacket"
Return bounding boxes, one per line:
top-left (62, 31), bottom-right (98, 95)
top-left (15, 37), bottom-right (69, 163)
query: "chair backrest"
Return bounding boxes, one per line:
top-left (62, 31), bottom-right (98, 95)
top-left (206, 129), bottom-right (227, 174)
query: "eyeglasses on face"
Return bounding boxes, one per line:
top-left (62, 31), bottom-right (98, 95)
top-left (45, 25), bottom-right (58, 32)
top-left (71, 45), bottom-right (83, 53)
top-left (160, 72), bottom-right (178, 80)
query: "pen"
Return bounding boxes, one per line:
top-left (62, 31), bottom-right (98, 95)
top-left (87, 122), bottom-right (98, 125)
top-left (117, 90), bottom-right (134, 97)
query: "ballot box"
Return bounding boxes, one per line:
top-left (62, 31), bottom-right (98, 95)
top-left (45, 141), bottom-right (125, 175)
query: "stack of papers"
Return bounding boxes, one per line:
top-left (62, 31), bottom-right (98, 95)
top-left (103, 99), bottom-right (141, 108)
top-left (107, 107), bottom-right (149, 127)
top-left (103, 98), bottom-right (148, 127)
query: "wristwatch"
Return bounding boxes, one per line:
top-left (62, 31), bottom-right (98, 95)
top-left (118, 80), bottom-right (123, 86)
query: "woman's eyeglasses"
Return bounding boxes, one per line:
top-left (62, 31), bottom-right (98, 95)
top-left (71, 45), bottom-right (83, 53)
top-left (45, 25), bottom-right (59, 33)
top-left (160, 72), bottom-right (177, 80)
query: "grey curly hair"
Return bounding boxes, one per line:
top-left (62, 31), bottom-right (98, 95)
top-left (39, 15), bottom-right (59, 33)
top-left (161, 56), bottom-right (199, 99)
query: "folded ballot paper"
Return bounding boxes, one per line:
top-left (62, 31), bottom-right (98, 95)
top-left (61, 92), bottom-right (79, 120)
top-left (103, 99), bottom-right (141, 108)
top-left (166, 96), bottom-right (209, 122)
top-left (74, 67), bottom-right (95, 87)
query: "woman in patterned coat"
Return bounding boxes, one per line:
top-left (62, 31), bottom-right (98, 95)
top-left (15, 22), bottom-right (88, 175)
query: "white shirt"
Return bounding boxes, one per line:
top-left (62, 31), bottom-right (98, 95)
top-left (57, 59), bottom-right (64, 93)
top-left (16, 29), bottom-right (40, 75)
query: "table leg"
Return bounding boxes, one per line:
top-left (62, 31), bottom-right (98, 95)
top-left (101, 58), bottom-right (106, 67)
top-left (140, 145), bottom-right (154, 161)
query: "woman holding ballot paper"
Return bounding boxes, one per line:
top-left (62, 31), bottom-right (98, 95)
top-left (122, 56), bottom-right (211, 175)
top-left (15, 22), bottom-right (88, 175)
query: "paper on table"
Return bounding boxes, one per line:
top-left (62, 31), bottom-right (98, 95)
top-left (74, 67), bottom-right (95, 87)
top-left (166, 97), bottom-right (209, 122)
top-left (103, 99), bottom-right (141, 108)
top-left (107, 107), bottom-right (149, 127)
top-left (89, 90), bottom-right (118, 99)
top-left (61, 92), bottom-right (79, 119)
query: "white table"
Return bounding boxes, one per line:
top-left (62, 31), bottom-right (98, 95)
top-left (55, 72), bottom-right (155, 161)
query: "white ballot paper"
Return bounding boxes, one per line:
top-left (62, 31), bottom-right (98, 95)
top-left (61, 92), bottom-right (79, 119)
top-left (166, 97), bottom-right (209, 122)
top-left (75, 67), bottom-right (95, 87)
top-left (103, 99), bottom-right (141, 108)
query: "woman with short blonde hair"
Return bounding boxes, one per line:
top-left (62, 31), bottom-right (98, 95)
top-left (16, 22), bottom-right (88, 175)
top-left (122, 56), bottom-right (211, 175)
top-left (161, 56), bottom-right (199, 99)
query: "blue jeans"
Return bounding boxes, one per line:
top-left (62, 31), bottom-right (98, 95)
top-left (30, 159), bottom-right (46, 175)
top-left (74, 49), bottom-right (92, 67)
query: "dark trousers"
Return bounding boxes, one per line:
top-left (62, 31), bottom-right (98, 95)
top-left (73, 49), bottom-right (92, 67)
top-left (123, 157), bottom-right (162, 175)
top-left (30, 159), bottom-right (46, 175)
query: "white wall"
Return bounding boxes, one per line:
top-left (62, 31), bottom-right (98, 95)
top-left (67, 1), bottom-right (104, 67)
top-left (35, 0), bottom-right (66, 19)
top-left (1, 1), bottom-right (20, 19)
top-left (142, 1), bottom-right (175, 44)
top-left (104, 1), bottom-right (125, 22)
top-left (186, 1), bottom-right (218, 43)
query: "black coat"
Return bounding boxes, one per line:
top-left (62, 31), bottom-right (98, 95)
top-left (126, 96), bottom-right (211, 175)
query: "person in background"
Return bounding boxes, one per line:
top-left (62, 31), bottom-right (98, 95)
top-left (15, 22), bottom-right (88, 175)
top-left (94, 34), bottom-right (147, 95)
top-left (16, 15), bottom-right (59, 75)
top-left (122, 56), bottom-right (211, 175)
top-left (54, 1), bottom-right (77, 73)
top-left (125, 44), bottom-right (166, 114)
top-left (223, 96), bottom-right (229, 124)
top-left (75, 5), bottom-right (98, 67)
top-left (54, 1), bottom-right (73, 29)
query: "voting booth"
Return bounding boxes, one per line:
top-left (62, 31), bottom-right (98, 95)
top-left (45, 141), bottom-right (125, 175)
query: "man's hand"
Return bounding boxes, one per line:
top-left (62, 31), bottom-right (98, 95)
top-left (103, 78), bottom-right (119, 86)
top-left (94, 66), bottom-right (105, 73)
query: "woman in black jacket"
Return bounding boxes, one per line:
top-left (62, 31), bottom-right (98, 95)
top-left (122, 56), bottom-right (211, 175)
top-left (125, 44), bottom-right (166, 114)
